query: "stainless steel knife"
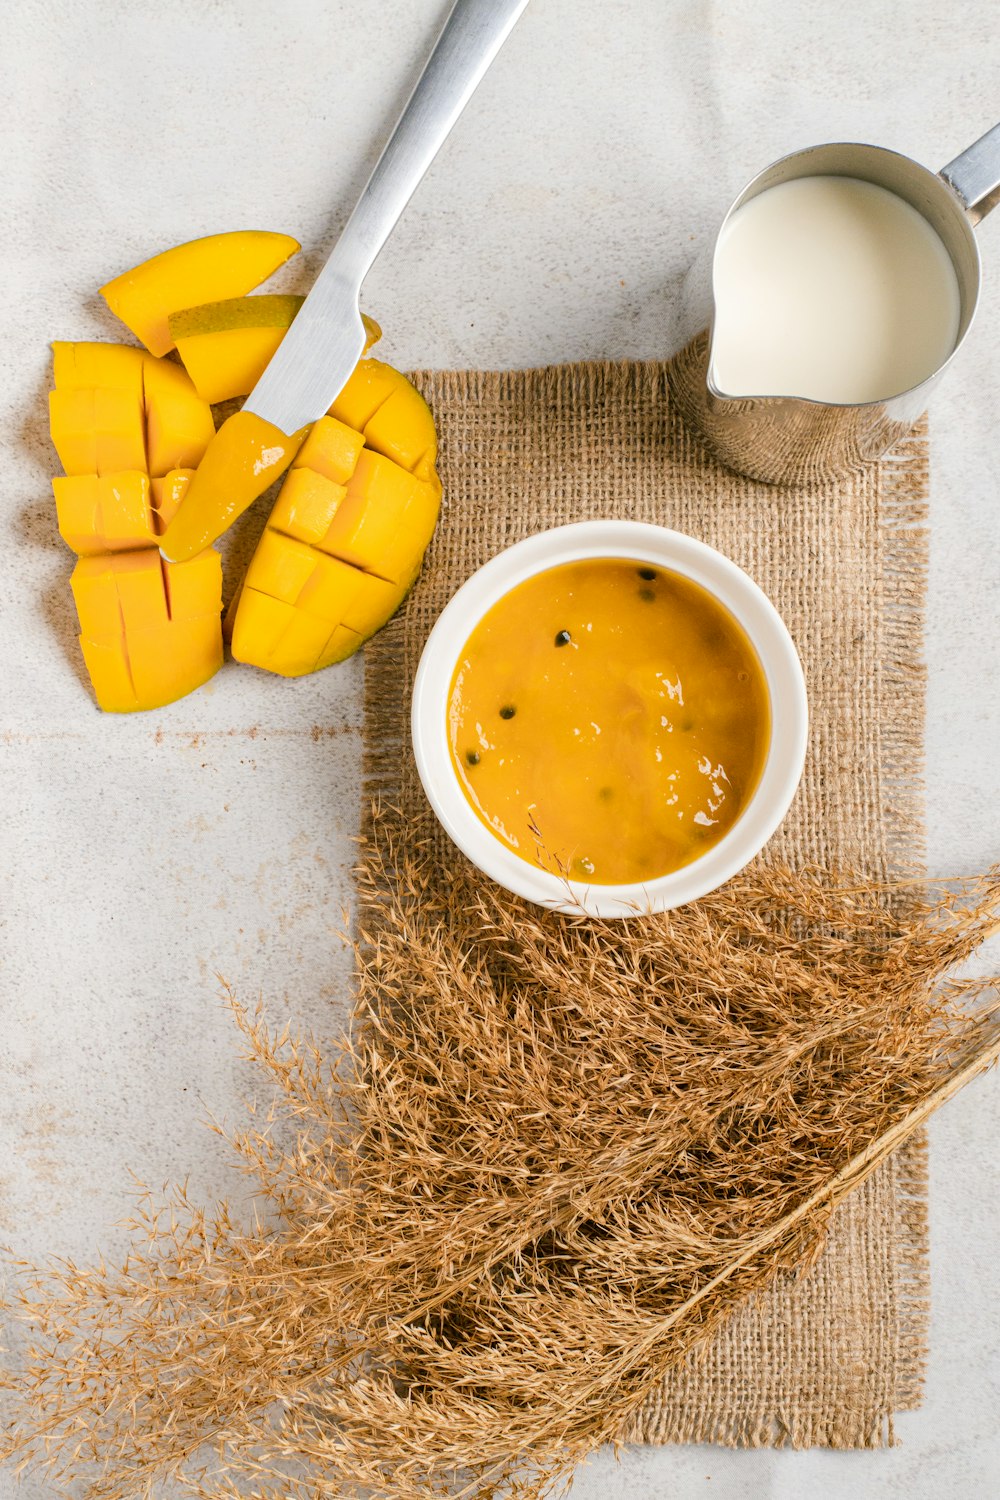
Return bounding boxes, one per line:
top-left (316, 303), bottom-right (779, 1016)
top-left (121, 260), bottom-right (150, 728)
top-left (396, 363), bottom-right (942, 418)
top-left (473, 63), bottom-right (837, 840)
top-left (247, 0), bottom-right (531, 435)
top-left (160, 0), bottom-right (530, 562)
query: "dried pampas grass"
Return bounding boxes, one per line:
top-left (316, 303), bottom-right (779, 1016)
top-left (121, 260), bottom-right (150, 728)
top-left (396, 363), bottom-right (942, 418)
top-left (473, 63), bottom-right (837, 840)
top-left (3, 841), bottom-right (999, 1499)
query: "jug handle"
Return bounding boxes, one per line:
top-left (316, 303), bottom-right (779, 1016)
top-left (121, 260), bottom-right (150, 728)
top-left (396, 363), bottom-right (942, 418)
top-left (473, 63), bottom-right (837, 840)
top-left (941, 120), bottom-right (1000, 226)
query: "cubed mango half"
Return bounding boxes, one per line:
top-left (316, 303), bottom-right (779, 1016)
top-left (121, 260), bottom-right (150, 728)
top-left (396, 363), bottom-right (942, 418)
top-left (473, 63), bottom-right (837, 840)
top-left (229, 367), bottom-right (440, 678)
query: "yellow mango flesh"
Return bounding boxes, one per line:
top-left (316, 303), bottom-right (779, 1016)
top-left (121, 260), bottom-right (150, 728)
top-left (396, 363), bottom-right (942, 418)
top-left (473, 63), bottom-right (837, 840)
top-left (170, 294), bottom-right (303, 403)
top-left (168, 295), bottom-right (381, 404)
top-left (54, 471), bottom-right (154, 554)
top-left (49, 340), bottom-right (222, 710)
top-left (53, 469), bottom-right (194, 558)
top-left (293, 414), bottom-right (366, 485)
top-left (158, 410), bottom-right (308, 563)
top-left (323, 450), bottom-right (438, 583)
top-left (49, 387), bottom-right (147, 475)
top-left (71, 548), bottom-right (223, 713)
top-left (52, 341), bottom-right (145, 396)
top-left (100, 230), bottom-right (300, 357)
top-left (50, 341), bottom-right (214, 481)
top-left (142, 358), bottom-right (215, 475)
top-left (150, 469), bottom-right (193, 532)
top-left (230, 361), bottom-right (440, 677)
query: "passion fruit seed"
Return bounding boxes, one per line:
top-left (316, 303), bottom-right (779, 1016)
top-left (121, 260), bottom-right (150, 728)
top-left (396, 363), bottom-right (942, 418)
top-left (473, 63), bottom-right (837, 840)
top-left (681, 717), bottom-right (694, 732)
top-left (638, 568), bottom-right (656, 581)
top-left (638, 587), bottom-right (655, 602)
top-left (554, 630), bottom-right (572, 647)
top-left (499, 704), bottom-right (516, 720)
top-left (466, 749), bottom-right (480, 766)
top-left (598, 785), bottom-right (614, 801)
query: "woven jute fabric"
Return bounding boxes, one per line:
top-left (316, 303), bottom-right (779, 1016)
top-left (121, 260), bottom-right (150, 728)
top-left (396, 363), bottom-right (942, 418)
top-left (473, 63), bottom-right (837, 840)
top-left (362, 360), bottom-right (930, 1449)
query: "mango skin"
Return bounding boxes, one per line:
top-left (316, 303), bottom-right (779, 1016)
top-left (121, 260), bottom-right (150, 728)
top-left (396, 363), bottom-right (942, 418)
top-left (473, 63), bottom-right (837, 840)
top-left (230, 360), bottom-right (440, 678)
top-left (99, 230), bottom-right (300, 357)
top-left (168, 296), bottom-right (381, 404)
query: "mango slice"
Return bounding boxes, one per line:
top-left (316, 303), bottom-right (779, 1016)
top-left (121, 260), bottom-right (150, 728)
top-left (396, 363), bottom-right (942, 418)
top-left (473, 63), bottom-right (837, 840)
top-left (169, 295), bottom-right (304, 404)
top-left (71, 548), bottom-right (223, 713)
top-left (100, 231), bottom-right (300, 357)
top-left (49, 387), bottom-right (147, 475)
top-left (168, 295), bottom-right (381, 404)
top-left (158, 410), bottom-right (308, 563)
top-left (49, 343), bottom-right (222, 711)
top-left (229, 363), bottom-right (440, 677)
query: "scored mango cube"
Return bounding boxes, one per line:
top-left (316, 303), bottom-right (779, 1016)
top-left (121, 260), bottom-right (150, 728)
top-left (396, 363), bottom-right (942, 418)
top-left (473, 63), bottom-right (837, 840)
top-left (70, 547), bottom-right (222, 713)
top-left (72, 550), bottom-right (168, 635)
top-left (49, 387), bottom-right (146, 475)
top-left (143, 358), bottom-right (215, 476)
top-left (244, 530), bottom-right (324, 609)
top-left (327, 360), bottom-right (401, 433)
top-left (363, 383), bottom-right (437, 477)
top-left (318, 449), bottom-right (433, 583)
top-left (230, 358), bottom-right (441, 676)
top-left (339, 568), bottom-right (415, 641)
top-left (77, 635), bottom-right (142, 714)
top-left (127, 616), bottom-right (222, 706)
top-left (313, 623), bottom-right (364, 670)
top-left (292, 415), bottom-right (365, 487)
top-left (53, 471), bottom-right (153, 555)
top-left (52, 341), bottom-right (145, 397)
top-left (268, 467), bottom-right (346, 547)
top-left (230, 589), bottom-right (342, 678)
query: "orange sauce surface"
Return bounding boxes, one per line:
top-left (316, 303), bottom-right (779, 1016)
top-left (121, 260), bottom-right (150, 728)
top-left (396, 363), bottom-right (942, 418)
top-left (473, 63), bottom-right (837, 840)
top-left (447, 559), bottom-right (770, 886)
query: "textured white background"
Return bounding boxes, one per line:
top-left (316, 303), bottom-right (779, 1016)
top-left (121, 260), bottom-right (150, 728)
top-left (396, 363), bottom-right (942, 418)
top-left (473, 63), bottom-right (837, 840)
top-left (1, 2), bottom-right (998, 1496)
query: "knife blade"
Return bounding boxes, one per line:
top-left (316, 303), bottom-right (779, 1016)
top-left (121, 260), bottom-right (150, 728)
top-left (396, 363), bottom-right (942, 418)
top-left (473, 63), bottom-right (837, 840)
top-left (160, 0), bottom-right (530, 563)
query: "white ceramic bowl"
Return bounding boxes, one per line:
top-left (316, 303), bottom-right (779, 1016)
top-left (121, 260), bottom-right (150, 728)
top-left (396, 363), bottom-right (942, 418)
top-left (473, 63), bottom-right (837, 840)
top-left (411, 521), bottom-right (808, 918)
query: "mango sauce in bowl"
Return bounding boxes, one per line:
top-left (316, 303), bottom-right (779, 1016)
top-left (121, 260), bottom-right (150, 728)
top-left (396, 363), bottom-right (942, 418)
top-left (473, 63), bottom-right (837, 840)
top-left (447, 559), bottom-right (770, 886)
top-left (412, 521), bottom-right (807, 917)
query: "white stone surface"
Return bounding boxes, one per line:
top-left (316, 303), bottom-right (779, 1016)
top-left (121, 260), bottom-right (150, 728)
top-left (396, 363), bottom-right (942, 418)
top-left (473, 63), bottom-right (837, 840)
top-left (1, 1), bottom-right (998, 1496)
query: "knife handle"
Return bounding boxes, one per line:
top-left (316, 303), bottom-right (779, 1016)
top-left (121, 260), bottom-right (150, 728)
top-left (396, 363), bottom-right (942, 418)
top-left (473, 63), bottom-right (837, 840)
top-left (327, 0), bottom-right (531, 292)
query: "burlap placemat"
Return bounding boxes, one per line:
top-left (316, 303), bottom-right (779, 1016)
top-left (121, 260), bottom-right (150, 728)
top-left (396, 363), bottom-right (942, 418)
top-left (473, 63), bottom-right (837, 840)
top-left (362, 360), bottom-right (930, 1448)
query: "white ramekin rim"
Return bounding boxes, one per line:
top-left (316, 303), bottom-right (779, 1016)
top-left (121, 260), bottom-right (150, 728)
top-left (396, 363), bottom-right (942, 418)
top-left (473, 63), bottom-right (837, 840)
top-left (410, 520), bottom-right (808, 918)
